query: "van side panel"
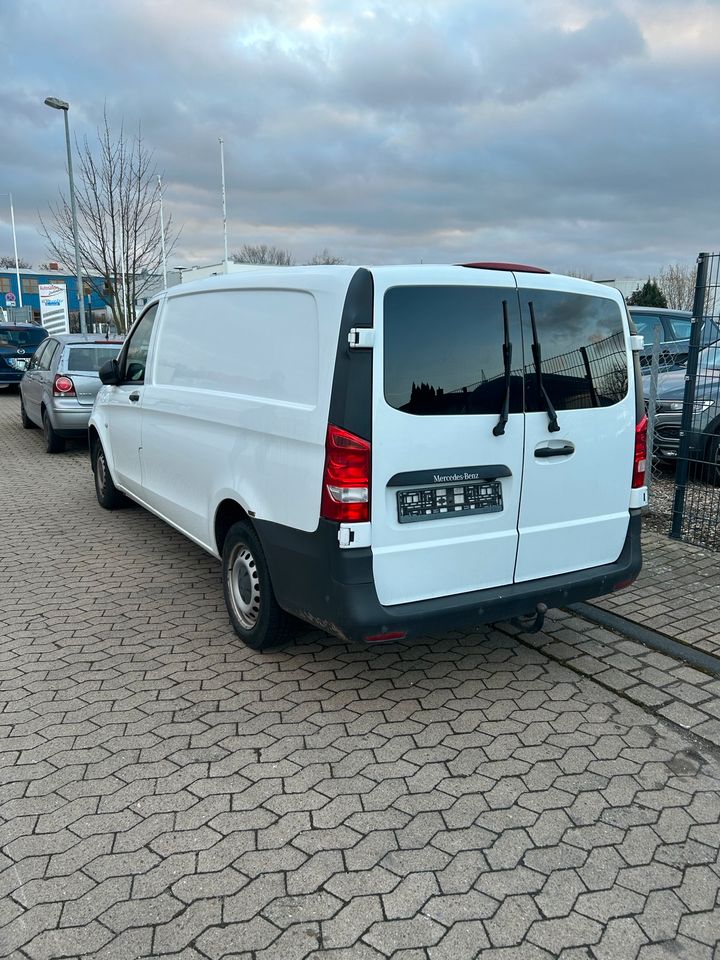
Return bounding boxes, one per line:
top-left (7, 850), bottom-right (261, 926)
top-left (140, 287), bottom-right (337, 547)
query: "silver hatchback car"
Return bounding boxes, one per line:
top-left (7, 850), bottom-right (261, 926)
top-left (20, 334), bottom-right (124, 452)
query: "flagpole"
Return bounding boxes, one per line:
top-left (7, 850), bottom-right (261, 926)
top-left (219, 137), bottom-right (228, 272)
top-left (8, 194), bottom-right (23, 307)
top-left (158, 175), bottom-right (167, 291)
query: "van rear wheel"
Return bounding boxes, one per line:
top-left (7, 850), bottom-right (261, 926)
top-left (222, 521), bottom-right (294, 651)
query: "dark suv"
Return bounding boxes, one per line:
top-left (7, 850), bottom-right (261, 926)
top-left (0, 322), bottom-right (48, 389)
top-left (648, 344), bottom-right (720, 481)
top-left (630, 306), bottom-right (720, 370)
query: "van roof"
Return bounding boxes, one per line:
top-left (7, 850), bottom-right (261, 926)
top-left (165, 264), bottom-right (620, 302)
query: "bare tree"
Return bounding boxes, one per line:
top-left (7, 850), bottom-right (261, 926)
top-left (0, 256), bottom-right (31, 269)
top-left (231, 243), bottom-right (295, 266)
top-left (40, 111), bottom-right (178, 332)
top-left (564, 268), bottom-right (594, 280)
top-left (306, 248), bottom-right (344, 265)
top-left (657, 262), bottom-right (696, 311)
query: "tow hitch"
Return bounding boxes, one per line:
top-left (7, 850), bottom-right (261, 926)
top-left (512, 602), bottom-right (548, 635)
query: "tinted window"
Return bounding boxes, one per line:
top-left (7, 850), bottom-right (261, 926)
top-left (668, 317), bottom-right (692, 340)
top-left (0, 326), bottom-right (48, 348)
top-left (66, 345), bottom-right (121, 373)
top-left (630, 314), bottom-right (665, 342)
top-left (38, 341), bottom-right (60, 371)
top-left (698, 346), bottom-right (720, 371)
top-left (523, 291), bottom-right (628, 410)
top-left (123, 305), bottom-right (158, 383)
top-left (29, 340), bottom-right (49, 370)
top-left (384, 286), bottom-right (523, 416)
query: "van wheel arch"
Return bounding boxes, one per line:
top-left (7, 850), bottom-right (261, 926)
top-left (215, 499), bottom-right (252, 556)
top-left (89, 427), bottom-right (99, 467)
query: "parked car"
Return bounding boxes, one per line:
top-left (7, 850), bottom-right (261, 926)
top-left (0, 322), bottom-right (48, 390)
top-left (646, 344), bottom-right (720, 481)
top-left (20, 334), bottom-right (124, 452)
top-left (630, 306), bottom-right (720, 371)
top-left (90, 265), bottom-right (646, 651)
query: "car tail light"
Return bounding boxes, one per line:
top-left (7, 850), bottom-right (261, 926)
top-left (320, 425), bottom-right (370, 522)
top-left (53, 375), bottom-right (76, 397)
top-left (632, 414), bottom-right (648, 488)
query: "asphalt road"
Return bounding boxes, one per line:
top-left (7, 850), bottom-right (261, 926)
top-left (1, 390), bottom-right (719, 960)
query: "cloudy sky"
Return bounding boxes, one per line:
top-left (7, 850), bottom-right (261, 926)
top-left (2, 0), bottom-right (719, 279)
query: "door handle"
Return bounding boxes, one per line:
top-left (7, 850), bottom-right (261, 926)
top-left (535, 442), bottom-right (575, 458)
top-left (128, 392), bottom-right (140, 403)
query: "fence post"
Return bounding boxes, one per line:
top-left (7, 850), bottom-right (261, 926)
top-left (670, 252), bottom-right (709, 539)
top-left (646, 325), bottom-right (662, 499)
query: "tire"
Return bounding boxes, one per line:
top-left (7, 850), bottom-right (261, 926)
top-left (222, 521), bottom-right (295, 651)
top-left (42, 410), bottom-right (66, 453)
top-left (20, 397), bottom-right (36, 429)
top-left (706, 434), bottom-right (720, 486)
top-left (93, 440), bottom-right (125, 509)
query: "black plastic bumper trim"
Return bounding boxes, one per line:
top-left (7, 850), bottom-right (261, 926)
top-left (256, 512), bottom-right (642, 643)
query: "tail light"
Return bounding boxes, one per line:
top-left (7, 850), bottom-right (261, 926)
top-left (53, 375), bottom-right (76, 397)
top-left (632, 414), bottom-right (648, 488)
top-left (320, 425), bottom-right (370, 523)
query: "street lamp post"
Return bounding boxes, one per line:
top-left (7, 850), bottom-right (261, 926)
top-left (44, 96), bottom-right (86, 333)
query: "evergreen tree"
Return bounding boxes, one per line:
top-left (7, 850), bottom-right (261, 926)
top-left (626, 279), bottom-right (668, 308)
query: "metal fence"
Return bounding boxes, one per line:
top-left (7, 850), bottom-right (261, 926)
top-left (645, 251), bottom-right (720, 549)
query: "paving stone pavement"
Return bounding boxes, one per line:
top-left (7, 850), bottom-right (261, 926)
top-left (1, 391), bottom-right (719, 960)
top-left (593, 530), bottom-right (720, 658)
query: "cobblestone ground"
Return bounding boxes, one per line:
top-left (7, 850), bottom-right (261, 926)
top-left (1, 391), bottom-right (719, 960)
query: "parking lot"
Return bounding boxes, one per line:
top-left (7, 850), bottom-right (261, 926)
top-left (1, 391), bottom-right (719, 960)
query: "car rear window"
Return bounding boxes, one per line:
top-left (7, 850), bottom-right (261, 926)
top-left (66, 345), bottom-right (121, 373)
top-left (0, 326), bottom-right (47, 348)
top-left (383, 285), bottom-right (523, 416)
top-left (523, 290), bottom-right (629, 410)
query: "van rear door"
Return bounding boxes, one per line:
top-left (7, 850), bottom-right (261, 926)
top-left (514, 277), bottom-right (634, 582)
top-left (370, 269), bottom-right (524, 607)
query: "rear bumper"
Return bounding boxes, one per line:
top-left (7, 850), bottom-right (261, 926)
top-left (257, 511), bottom-right (643, 643)
top-left (50, 405), bottom-right (93, 437)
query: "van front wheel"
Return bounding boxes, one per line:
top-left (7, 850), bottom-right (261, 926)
top-left (93, 441), bottom-right (125, 509)
top-left (222, 521), bottom-right (294, 651)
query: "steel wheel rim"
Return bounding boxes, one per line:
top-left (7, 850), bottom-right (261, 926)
top-left (227, 542), bottom-right (261, 630)
top-left (96, 451), bottom-right (107, 494)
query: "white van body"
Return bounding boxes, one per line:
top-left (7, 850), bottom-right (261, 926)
top-left (90, 264), bottom-right (646, 646)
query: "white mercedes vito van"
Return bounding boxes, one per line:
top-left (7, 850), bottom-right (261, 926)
top-left (90, 263), bottom-right (647, 650)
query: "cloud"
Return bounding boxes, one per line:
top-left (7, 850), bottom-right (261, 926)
top-left (1, 0), bottom-right (719, 281)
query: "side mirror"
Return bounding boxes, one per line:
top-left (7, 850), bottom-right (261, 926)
top-left (99, 358), bottom-right (122, 385)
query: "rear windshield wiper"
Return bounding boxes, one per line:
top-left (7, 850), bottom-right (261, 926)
top-left (528, 301), bottom-right (560, 433)
top-left (493, 300), bottom-right (512, 437)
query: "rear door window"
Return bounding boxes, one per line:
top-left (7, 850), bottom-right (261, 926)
top-left (630, 314), bottom-right (666, 342)
top-left (668, 316), bottom-right (692, 340)
top-left (38, 340), bottom-right (60, 371)
top-left (383, 285), bottom-right (523, 416)
top-left (522, 291), bottom-right (628, 411)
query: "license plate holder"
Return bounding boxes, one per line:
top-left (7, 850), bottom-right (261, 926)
top-left (397, 480), bottom-right (503, 523)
